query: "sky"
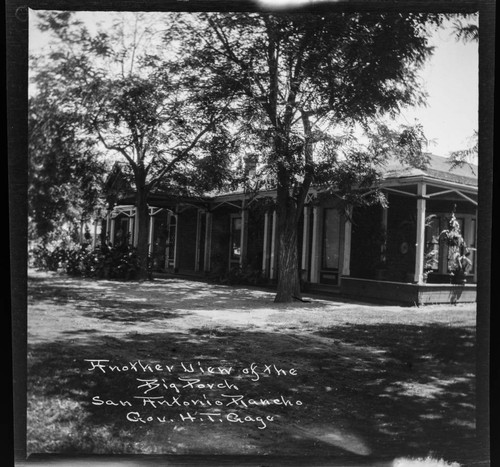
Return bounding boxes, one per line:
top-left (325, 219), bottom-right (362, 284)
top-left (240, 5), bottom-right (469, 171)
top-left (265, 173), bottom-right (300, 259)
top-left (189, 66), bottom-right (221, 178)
top-left (398, 20), bottom-right (478, 158)
top-left (29, 10), bottom-right (479, 159)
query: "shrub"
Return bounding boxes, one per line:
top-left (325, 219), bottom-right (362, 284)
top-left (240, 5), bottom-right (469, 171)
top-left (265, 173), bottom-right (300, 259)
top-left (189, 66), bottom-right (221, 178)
top-left (30, 242), bottom-right (141, 280)
top-left (31, 245), bottom-right (68, 271)
top-left (93, 243), bottom-right (141, 280)
top-left (215, 264), bottom-right (264, 286)
top-left (64, 244), bottom-right (98, 277)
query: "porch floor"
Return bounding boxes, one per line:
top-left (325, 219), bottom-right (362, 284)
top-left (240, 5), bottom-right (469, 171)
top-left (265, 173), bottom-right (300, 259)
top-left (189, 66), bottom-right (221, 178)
top-left (340, 276), bottom-right (477, 306)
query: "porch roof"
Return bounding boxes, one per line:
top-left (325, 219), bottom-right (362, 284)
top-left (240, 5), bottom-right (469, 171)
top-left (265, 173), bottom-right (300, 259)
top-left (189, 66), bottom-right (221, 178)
top-left (206, 154), bottom-right (478, 205)
top-left (382, 154), bottom-right (477, 188)
top-left (378, 154), bottom-right (477, 206)
top-left (108, 154), bottom-right (478, 209)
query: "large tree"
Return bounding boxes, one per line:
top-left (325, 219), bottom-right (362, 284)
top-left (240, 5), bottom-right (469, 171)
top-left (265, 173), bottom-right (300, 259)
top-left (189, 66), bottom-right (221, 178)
top-left (28, 82), bottom-right (107, 245)
top-left (31, 11), bottom-right (235, 277)
top-left (175, 11), bottom-right (443, 302)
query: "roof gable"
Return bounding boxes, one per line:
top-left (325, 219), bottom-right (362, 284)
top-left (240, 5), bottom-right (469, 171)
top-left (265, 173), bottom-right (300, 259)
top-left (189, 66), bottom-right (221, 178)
top-left (383, 154), bottom-right (477, 187)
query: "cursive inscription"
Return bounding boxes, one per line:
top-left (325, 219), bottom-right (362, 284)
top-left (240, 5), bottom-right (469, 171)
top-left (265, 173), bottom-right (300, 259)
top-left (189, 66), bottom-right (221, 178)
top-left (85, 359), bottom-right (302, 430)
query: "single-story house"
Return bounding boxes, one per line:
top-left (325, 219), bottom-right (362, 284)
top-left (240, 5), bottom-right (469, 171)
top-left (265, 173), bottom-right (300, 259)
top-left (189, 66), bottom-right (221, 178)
top-left (98, 154), bottom-right (477, 305)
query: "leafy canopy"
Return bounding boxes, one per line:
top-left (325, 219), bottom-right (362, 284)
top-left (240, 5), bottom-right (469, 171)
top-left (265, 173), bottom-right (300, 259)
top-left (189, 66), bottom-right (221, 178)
top-left (172, 11), bottom-right (443, 206)
top-left (28, 80), bottom-right (107, 244)
top-left (31, 11), bottom-right (237, 202)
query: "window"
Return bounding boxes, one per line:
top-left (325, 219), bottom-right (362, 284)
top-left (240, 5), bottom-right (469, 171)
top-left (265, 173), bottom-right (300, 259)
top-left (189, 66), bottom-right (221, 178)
top-left (322, 208), bottom-right (340, 270)
top-left (424, 216), bottom-right (441, 271)
top-left (114, 217), bottom-right (130, 246)
top-left (166, 215), bottom-right (177, 268)
top-left (230, 216), bottom-right (242, 261)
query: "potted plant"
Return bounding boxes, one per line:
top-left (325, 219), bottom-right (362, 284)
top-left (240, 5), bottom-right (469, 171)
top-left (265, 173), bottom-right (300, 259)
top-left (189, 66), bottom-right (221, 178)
top-left (440, 208), bottom-right (473, 284)
top-left (422, 248), bottom-right (438, 283)
top-left (448, 244), bottom-right (472, 284)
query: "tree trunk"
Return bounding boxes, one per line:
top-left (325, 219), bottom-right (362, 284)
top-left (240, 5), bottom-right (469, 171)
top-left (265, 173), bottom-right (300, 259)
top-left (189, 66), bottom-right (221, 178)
top-left (274, 181), bottom-right (302, 303)
top-left (135, 176), bottom-right (150, 281)
top-left (272, 113), bottom-right (314, 303)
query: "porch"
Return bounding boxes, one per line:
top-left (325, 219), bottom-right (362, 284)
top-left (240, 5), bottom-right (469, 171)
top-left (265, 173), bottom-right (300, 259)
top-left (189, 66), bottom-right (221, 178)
top-left (149, 270), bottom-right (476, 307)
top-left (100, 155), bottom-right (478, 306)
top-left (339, 277), bottom-right (477, 306)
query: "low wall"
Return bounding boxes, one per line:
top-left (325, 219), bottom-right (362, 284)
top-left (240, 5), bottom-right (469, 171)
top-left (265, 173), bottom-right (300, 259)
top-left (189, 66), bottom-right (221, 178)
top-left (340, 277), bottom-right (476, 306)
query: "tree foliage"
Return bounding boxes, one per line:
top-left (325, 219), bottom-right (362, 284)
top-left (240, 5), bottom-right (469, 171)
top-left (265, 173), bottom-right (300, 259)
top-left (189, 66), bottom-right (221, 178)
top-left (28, 87), bottom-right (107, 245)
top-left (448, 130), bottom-right (478, 173)
top-left (30, 11), bottom-right (236, 276)
top-left (451, 13), bottom-right (479, 44)
top-left (173, 11), bottom-right (443, 301)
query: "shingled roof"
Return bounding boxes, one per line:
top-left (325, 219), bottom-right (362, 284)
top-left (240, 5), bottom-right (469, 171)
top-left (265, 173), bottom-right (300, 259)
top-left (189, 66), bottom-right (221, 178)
top-left (383, 154), bottom-right (477, 187)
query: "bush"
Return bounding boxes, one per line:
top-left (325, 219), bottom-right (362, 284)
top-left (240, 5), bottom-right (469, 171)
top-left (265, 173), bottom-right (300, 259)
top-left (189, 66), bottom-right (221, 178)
top-left (31, 245), bottom-right (68, 271)
top-left (30, 242), bottom-right (141, 280)
top-left (215, 264), bottom-right (264, 286)
top-left (64, 244), bottom-right (98, 277)
top-left (93, 243), bottom-right (141, 280)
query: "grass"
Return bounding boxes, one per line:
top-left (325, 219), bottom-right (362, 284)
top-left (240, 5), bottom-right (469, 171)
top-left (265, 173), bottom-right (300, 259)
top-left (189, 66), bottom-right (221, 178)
top-left (26, 270), bottom-right (483, 464)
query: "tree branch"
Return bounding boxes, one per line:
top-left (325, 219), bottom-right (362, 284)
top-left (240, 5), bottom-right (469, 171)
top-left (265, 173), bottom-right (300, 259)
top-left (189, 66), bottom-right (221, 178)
top-left (93, 121), bottom-right (137, 173)
top-left (263, 16), bottom-right (279, 128)
top-left (205, 18), bottom-right (273, 119)
top-left (147, 116), bottom-right (218, 193)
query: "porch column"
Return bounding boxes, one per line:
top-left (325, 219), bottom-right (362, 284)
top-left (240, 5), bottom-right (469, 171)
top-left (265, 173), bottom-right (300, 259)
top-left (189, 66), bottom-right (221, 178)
top-left (381, 205), bottom-right (388, 263)
top-left (79, 220), bottom-right (84, 244)
top-left (92, 219), bottom-right (98, 250)
top-left (341, 206), bottom-right (352, 276)
top-left (133, 208), bottom-right (139, 247)
top-left (262, 211), bottom-right (270, 276)
top-left (173, 213), bottom-right (180, 272)
top-left (106, 212), bottom-right (111, 245)
top-left (414, 183), bottom-right (427, 283)
top-left (239, 208), bottom-right (248, 267)
top-left (194, 210), bottom-right (202, 272)
top-left (109, 215), bottom-right (116, 246)
top-left (204, 212), bottom-right (212, 272)
top-left (310, 206), bottom-right (320, 283)
top-left (128, 216), bottom-right (134, 245)
top-left (148, 213), bottom-right (155, 256)
top-left (164, 211), bottom-right (172, 270)
top-left (270, 210), bottom-right (277, 279)
top-left (301, 205), bottom-right (311, 279)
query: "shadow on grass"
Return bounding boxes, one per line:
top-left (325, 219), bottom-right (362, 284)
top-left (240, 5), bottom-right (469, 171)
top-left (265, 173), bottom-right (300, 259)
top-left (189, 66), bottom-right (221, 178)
top-left (80, 307), bottom-right (183, 323)
top-left (27, 322), bottom-right (477, 462)
top-left (28, 281), bottom-right (187, 324)
top-left (27, 273), bottom-right (332, 317)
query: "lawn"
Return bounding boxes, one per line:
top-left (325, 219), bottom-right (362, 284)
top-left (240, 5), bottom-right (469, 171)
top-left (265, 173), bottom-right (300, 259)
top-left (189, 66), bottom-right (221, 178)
top-left (26, 269), bottom-right (480, 464)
